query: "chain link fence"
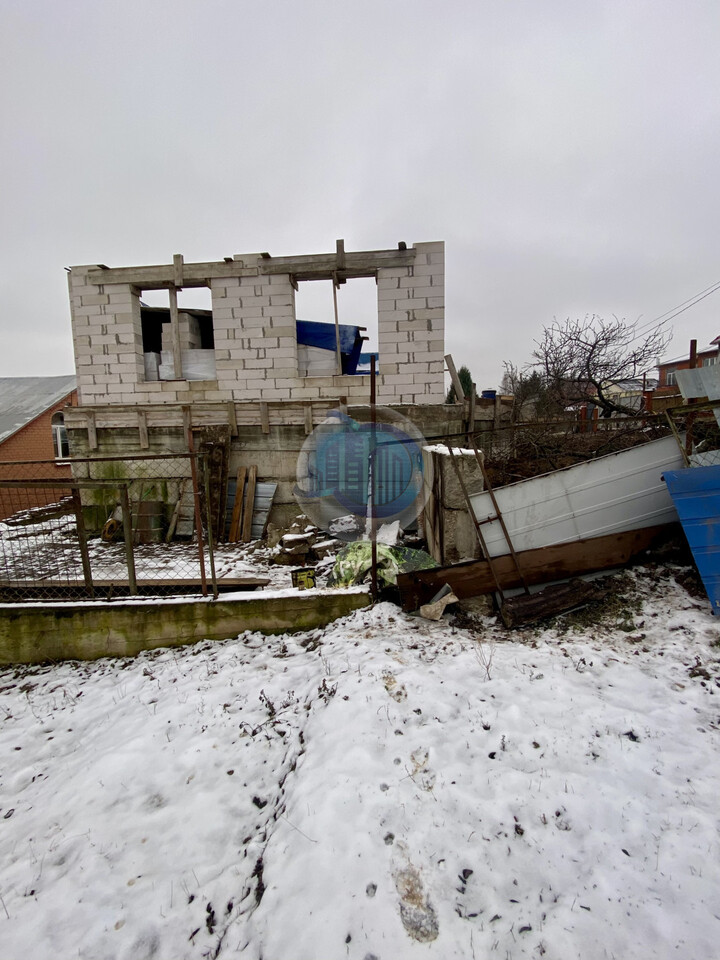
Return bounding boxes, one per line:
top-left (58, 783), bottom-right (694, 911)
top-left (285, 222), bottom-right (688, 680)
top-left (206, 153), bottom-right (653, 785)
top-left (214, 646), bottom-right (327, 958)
top-left (0, 454), bottom-right (219, 602)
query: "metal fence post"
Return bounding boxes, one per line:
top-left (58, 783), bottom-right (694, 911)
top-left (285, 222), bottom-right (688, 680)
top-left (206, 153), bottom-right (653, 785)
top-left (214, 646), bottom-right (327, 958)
top-left (119, 483), bottom-right (137, 595)
top-left (202, 454), bottom-right (219, 600)
top-left (71, 486), bottom-right (95, 599)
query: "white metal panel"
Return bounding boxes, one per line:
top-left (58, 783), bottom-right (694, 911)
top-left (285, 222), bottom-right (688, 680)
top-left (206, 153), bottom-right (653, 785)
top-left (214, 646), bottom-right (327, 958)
top-left (297, 344), bottom-right (336, 377)
top-left (469, 436), bottom-right (684, 557)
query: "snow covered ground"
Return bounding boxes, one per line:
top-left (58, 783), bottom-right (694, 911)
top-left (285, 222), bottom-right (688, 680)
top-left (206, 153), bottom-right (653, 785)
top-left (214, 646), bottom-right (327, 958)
top-left (1, 564), bottom-right (720, 959)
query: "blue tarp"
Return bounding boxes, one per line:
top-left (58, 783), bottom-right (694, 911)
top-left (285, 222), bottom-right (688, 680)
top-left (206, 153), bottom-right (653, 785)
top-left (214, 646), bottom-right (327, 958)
top-left (664, 464), bottom-right (720, 615)
top-left (296, 320), bottom-right (364, 375)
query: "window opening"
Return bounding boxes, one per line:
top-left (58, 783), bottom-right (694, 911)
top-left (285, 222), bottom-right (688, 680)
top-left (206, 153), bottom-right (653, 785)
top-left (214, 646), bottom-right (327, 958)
top-left (140, 286), bottom-right (215, 381)
top-left (51, 412), bottom-right (69, 460)
top-left (294, 276), bottom-right (376, 377)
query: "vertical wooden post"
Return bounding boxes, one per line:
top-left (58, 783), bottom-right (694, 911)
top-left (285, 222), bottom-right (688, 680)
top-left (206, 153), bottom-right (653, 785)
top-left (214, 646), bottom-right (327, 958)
top-left (468, 382), bottom-right (476, 446)
top-left (186, 428), bottom-right (208, 597)
top-left (71, 487), bottom-right (94, 598)
top-left (169, 286), bottom-right (183, 380)
top-left (332, 273), bottom-right (343, 376)
top-left (202, 454), bottom-right (219, 599)
top-left (119, 483), bottom-right (137, 595)
top-left (370, 356), bottom-right (378, 602)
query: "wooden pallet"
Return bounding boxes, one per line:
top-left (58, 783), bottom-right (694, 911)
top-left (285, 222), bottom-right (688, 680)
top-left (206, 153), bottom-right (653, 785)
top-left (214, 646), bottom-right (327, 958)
top-left (225, 466), bottom-right (277, 543)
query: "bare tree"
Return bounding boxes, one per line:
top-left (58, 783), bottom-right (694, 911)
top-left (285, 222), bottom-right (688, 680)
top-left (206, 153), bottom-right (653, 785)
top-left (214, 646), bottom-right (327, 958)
top-left (501, 363), bottom-right (563, 421)
top-left (531, 316), bottom-right (670, 417)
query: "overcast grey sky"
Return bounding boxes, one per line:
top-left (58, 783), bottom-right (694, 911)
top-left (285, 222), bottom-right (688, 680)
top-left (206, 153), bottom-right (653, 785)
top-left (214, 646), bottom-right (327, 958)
top-left (2, 0), bottom-right (719, 389)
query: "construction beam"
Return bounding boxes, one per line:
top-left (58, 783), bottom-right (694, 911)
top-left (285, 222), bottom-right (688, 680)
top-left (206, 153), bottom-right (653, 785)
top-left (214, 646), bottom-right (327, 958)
top-left (258, 247), bottom-right (416, 280)
top-left (85, 261), bottom-right (259, 288)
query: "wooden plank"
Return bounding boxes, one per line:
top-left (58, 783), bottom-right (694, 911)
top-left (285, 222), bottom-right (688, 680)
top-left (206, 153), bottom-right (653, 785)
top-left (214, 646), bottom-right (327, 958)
top-left (241, 465), bottom-right (257, 542)
top-left (304, 404), bottom-right (313, 435)
top-left (168, 286), bottom-right (183, 379)
top-left (86, 411), bottom-right (98, 450)
top-left (445, 354), bottom-right (466, 402)
top-left (227, 400), bottom-right (238, 437)
top-left (229, 466), bottom-right (247, 542)
top-left (501, 580), bottom-right (600, 628)
top-left (85, 261), bottom-right (259, 288)
top-left (0, 577), bottom-right (270, 598)
top-left (396, 524), bottom-right (678, 611)
top-left (173, 253), bottom-right (184, 287)
top-left (137, 410), bottom-right (149, 449)
top-left (182, 405), bottom-right (192, 441)
top-left (259, 401), bottom-right (270, 434)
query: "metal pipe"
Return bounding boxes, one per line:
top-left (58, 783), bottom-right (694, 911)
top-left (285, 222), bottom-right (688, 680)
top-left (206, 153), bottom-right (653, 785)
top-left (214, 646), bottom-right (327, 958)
top-left (370, 355), bottom-right (378, 601)
top-left (186, 430), bottom-right (208, 597)
top-left (202, 453), bottom-right (219, 599)
top-left (119, 483), bottom-right (137, 595)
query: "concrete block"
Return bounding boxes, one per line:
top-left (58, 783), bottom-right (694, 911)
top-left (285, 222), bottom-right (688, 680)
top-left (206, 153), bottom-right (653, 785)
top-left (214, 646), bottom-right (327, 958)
top-left (260, 388), bottom-right (292, 400)
top-left (377, 285), bottom-right (403, 301)
top-left (80, 294), bottom-right (110, 306)
top-left (239, 316), bottom-right (269, 329)
top-left (408, 286), bottom-right (435, 299)
top-left (427, 297), bottom-right (444, 309)
top-left (263, 304), bottom-right (294, 318)
top-left (244, 358), bottom-right (274, 369)
top-left (235, 305), bottom-right (264, 319)
top-left (377, 267), bottom-right (412, 279)
top-left (409, 308), bottom-right (443, 322)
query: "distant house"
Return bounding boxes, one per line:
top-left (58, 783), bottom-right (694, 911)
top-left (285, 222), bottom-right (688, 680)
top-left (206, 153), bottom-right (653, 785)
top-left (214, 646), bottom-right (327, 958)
top-left (657, 340), bottom-right (720, 390)
top-left (0, 376), bottom-right (78, 519)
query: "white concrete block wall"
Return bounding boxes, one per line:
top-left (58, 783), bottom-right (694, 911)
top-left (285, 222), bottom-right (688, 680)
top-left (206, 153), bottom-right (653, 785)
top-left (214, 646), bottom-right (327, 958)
top-left (68, 267), bottom-right (144, 405)
top-left (377, 241), bottom-right (444, 404)
top-left (211, 265), bottom-right (299, 401)
top-left (69, 241), bottom-right (445, 409)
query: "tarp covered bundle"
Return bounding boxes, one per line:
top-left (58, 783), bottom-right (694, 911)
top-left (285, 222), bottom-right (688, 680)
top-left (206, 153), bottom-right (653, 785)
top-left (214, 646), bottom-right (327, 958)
top-left (328, 542), bottom-right (437, 588)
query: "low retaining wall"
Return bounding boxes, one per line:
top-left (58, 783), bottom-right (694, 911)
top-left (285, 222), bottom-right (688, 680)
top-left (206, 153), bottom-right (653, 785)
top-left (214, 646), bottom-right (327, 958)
top-left (0, 587), bottom-right (370, 665)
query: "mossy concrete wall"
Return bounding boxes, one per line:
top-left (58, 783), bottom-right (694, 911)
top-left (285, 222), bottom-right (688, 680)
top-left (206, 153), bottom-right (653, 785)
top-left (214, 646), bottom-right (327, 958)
top-left (0, 589), bottom-right (370, 664)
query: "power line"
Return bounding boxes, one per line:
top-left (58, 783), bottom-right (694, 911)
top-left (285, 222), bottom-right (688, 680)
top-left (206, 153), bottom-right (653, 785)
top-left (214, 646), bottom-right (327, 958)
top-left (628, 276), bottom-right (720, 344)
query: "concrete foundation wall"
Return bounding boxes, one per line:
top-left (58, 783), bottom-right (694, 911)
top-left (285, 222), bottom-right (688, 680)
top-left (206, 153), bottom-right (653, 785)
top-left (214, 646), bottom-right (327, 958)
top-left (0, 588), bottom-right (370, 664)
top-left (423, 447), bottom-right (485, 565)
top-left (68, 242), bottom-right (445, 408)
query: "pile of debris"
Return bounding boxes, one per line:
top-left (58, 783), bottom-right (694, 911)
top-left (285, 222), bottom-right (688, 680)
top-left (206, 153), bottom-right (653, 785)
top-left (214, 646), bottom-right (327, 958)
top-left (266, 520), bottom-right (340, 566)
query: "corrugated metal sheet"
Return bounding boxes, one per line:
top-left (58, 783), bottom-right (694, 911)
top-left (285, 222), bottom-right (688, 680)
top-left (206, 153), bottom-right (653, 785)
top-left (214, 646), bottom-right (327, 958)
top-left (225, 480), bottom-right (277, 541)
top-left (663, 465), bottom-right (720, 615)
top-left (469, 436), bottom-right (684, 557)
top-left (0, 376), bottom-right (77, 445)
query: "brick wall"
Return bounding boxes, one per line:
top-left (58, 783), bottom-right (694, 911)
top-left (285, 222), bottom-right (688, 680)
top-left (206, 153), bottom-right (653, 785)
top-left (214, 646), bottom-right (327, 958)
top-left (0, 391), bottom-right (77, 519)
top-left (68, 242), bottom-right (446, 408)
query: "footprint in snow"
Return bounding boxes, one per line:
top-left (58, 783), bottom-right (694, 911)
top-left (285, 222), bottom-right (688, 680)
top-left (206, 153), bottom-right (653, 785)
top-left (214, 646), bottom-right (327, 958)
top-left (382, 671), bottom-right (407, 702)
top-left (382, 670), bottom-right (407, 703)
top-left (410, 748), bottom-right (436, 791)
top-left (392, 850), bottom-right (439, 942)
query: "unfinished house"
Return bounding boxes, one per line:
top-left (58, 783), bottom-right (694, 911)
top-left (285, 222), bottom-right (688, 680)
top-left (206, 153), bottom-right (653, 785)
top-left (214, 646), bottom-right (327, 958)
top-left (65, 240), bottom-right (463, 533)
